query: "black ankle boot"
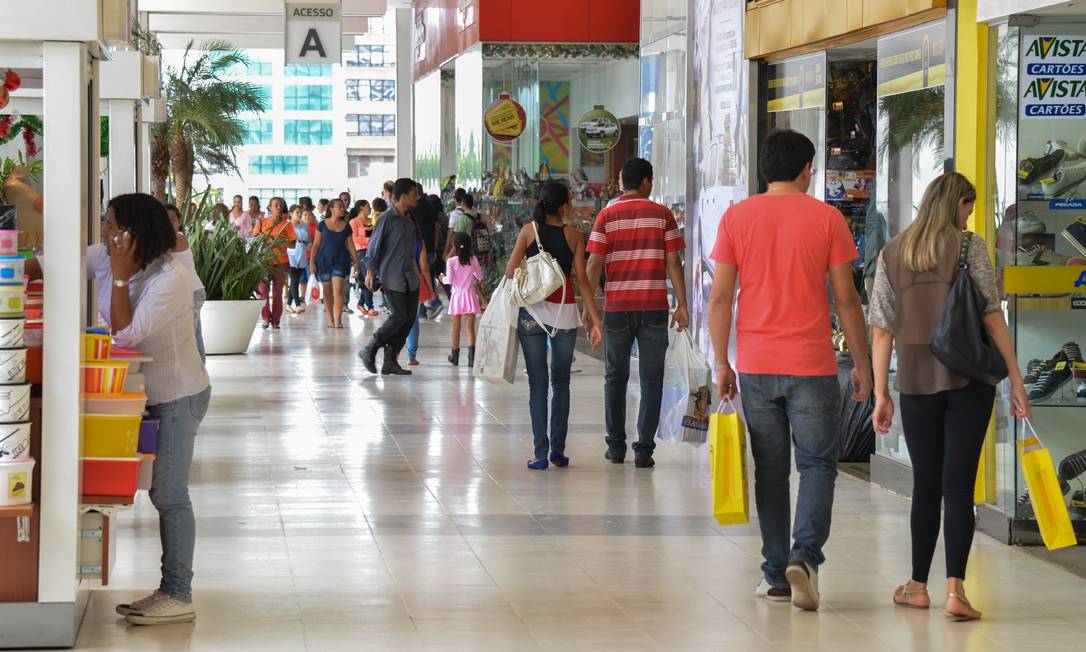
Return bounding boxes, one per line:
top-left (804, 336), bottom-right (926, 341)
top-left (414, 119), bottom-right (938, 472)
top-left (448, 348), bottom-right (460, 365)
top-left (468, 345), bottom-right (476, 368)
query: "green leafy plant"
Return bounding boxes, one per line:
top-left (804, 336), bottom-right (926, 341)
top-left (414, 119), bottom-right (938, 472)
top-left (0, 152), bottom-right (43, 189)
top-left (184, 188), bottom-right (288, 301)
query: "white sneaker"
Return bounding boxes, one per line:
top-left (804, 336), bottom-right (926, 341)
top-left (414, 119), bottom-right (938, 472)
top-left (115, 590), bottom-right (164, 616)
top-left (1049, 139), bottom-right (1083, 161)
top-left (786, 561), bottom-right (820, 611)
top-left (755, 579), bottom-right (792, 602)
top-left (1017, 211), bottom-right (1047, 235)
top-left (124, 594), bottom-right (195, 625)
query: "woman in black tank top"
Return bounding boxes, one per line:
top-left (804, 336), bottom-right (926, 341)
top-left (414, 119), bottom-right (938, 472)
top-left (504, 182), bottom-right (603, 471)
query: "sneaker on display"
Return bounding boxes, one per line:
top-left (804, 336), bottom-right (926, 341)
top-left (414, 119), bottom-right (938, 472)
top-left (1058, 447), bottom-right (1086, 487)
top-left (1019, 149), bottom-right (1066, 185)
top-left (1017, 489), bottom-right (1034, 518)
top-left (1023, 358), bottom-right (1046, 385)
top-left (1070, 491), bottom-right (1086, 518)
top-left (1016, 211), bottom-right (1047, 235)
top-left (1078, 378), bottom-right (1086, 405)
top-left (1041, 164), bottom-right (1086, 199)
top-left (1062, 341), bottom-right (1084, 364)
top-left (1047, 139), bottom-right (1083, 161)
top-left (1028, 365), bottom-right (1073, 403)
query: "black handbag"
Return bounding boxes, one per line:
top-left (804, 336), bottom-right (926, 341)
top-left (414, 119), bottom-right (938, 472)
top-left (928, 233), bottom-right (1008, 386)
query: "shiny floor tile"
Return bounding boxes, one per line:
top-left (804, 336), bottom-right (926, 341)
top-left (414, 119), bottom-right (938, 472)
top-left (70, 314), bottom-right (1086, 652)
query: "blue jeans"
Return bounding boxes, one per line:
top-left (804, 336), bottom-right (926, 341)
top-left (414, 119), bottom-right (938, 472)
top-left (738, 373), bottom-right (840, 588)
top-left (147, 386), bottom-right (212, 602)
top-left (517, 309), bottom-right (577, 460)
top-left (603, 310), bottom-right (669, 457)
top-left (193, 289), bottom-right (206, 364)
top-left (407, 315), bottom-right (420, 360)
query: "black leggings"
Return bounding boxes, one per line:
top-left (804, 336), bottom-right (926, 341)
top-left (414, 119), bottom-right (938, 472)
top-left (900, 381), bottom-right (995, 583)
top-left (288, 267), bottom-right (305, 307)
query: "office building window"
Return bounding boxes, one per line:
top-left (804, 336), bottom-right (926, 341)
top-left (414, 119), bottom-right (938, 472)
top-left (348, 154), bottom-right (395, 178)
top-left (284, 119), bottom-right (333, 145)
top-left (248, 187), bottom-right (335, 206)
top-left (231, 60), bottom-right (272, 76)
top-left (252, 84), bottom-right (273, 107)
top-left (243, 119), bottom-right (274, 145)
top-left (346, 114), bottom-right (395, 136)
top-left (284, 63), bottom-right (332, 77)
top-left (249, 156), bottom-right (309, 175)
top-left (344, 45), bottom-right (395, 68)
top-left (367, 16), bottom-right (385, 33)
top-left (345, 79), bottom-right (396, 101)
top-left (284, 84), bottom-right (333, 110)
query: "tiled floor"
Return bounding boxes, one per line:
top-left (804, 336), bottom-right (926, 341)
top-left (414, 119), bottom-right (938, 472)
top-left (72, 312), bottom-right (1084, 651)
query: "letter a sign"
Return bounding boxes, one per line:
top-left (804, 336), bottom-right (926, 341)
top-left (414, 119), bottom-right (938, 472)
top-left (286, 2), bottom-right (342, 64)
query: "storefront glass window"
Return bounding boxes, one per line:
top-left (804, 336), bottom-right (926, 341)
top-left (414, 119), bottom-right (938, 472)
top-left (766, 54), bottom-right (827, 201)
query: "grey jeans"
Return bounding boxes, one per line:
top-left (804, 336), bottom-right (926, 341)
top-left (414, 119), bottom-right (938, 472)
top-left (147, 385), bottom-right (211, 602)
top-left (739, 373), bottom-right (840, 588)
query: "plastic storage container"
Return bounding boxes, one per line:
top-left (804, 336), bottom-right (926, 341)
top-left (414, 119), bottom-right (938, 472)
top-left (81, 393), bottom-right (147, 416)
top-left (0, 230), bottom-right (18, 256)
top-left (82, 333), bottom-right (112, 361)
top-left (82, 361), bottom-right (129, 395)
top-left (0, 383), bottom-right (30, 423)
top-left (138, 418), bottom-right (159, 454)
top-left (0, 457), bottom-right (34, 505)
top-left (0, 256), bottom-right (24, 284)
top-left (0, 422), bottom-right (31, 460)
top-left (0, 317), bottom-right (24, 348)
top-left (0, 285), bottom-right (23, 317)
top-left (82, 414), bottom-right (141, 458)
top-left (81, 457), bottom-right (141, 497)
top-left (0, 348), bottom-right (26, 384)
top-left (25, 346), bottom-right (40, 384)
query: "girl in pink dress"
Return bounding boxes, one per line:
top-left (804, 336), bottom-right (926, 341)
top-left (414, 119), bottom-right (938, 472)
top-left (444, 232), bottom-right (483, 367)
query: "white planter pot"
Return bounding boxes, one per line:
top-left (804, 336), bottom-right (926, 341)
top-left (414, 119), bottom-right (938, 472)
top-left (200, 300), bottom-right (263, 356)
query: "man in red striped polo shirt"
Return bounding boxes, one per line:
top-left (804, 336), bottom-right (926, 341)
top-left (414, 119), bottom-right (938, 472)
top-left (586, 158), bottom-right (689, 468)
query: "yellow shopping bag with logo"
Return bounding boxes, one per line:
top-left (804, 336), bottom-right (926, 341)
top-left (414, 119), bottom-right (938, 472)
top-left (709, 398), bottom-right (748, 526)
top-left (1018, 419), bottom-right (1076, 551)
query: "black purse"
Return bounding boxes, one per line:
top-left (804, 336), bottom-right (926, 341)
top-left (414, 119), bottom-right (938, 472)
top-left (929, 233), bottom-right (1008, 386)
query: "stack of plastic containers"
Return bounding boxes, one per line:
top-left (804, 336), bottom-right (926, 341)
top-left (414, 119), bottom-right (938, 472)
top-left (0, 223), bottom-right (33, 507)
top-left (80, 333), bottom-right (144, 498)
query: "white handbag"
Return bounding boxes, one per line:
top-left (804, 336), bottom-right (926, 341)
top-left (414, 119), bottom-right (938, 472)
top-left (509, 222), bottom-right (569, 337)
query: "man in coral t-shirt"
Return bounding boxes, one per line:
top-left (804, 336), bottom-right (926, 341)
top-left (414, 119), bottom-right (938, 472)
top-left (707, 130), bottom-right (871, 612)
top-left (587, 158), bottom-right (688, 469)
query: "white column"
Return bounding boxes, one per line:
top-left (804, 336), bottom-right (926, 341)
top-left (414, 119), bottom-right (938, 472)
top-left (139, 121), bottom-right (152, 193)
top-left (108, 99), bottom-right (137, 197)
top-left (39, 41), bottom-right (90, 606)
top-left (395, 7), bottom-right (413, 178)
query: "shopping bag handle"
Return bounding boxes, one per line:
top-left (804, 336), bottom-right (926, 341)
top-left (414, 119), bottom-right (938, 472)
top-left (716, 396), bottom-right (739, 415)
top-left (1019, 417), bottom-right (1045, 447)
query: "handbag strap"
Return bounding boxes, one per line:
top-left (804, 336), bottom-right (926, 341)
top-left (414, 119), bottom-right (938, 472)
top-left (531, 221), bottom-right (547, 254)
top-left (957, 231), bottom-right (971, 271)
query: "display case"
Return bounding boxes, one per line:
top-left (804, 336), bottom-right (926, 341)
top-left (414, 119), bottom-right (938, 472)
top-left (988, 21), bottom-right (1086, 542)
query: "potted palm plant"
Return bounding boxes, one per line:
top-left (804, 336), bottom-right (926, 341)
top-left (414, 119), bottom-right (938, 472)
top-left (185, 196), bottom-right (285, 354)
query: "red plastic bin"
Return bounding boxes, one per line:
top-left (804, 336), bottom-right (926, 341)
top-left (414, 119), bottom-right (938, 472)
top-left (81, 456), bottom-right (142, 497)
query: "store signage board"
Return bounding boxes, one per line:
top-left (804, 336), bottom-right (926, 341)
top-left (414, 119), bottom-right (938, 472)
top-left (484, 92), bottom-right (526, 143)
top-left (876, 21), bottom-right (947, 97)
top-left (766, 54), bottom-right (826, 112)
top-left (285, 2), bottom-right (341, 65)
top-left (577, 106), bottom-right (620, 154)
top-left (1003, 265), bottom-right (1086, 295)
top-left (1020, 34), bottom-right (1086, 119)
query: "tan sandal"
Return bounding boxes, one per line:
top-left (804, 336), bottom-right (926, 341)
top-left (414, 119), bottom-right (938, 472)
top-left (893, 583), bottom-right (930, 609)
top-left (946, 592), bottom-right (982, 622)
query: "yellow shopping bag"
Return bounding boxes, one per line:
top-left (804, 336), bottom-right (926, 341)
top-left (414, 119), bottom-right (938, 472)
top-left (709, 398), bottom-right (748, 526)
top-left (1018, 419), bottom-right (1077, 551)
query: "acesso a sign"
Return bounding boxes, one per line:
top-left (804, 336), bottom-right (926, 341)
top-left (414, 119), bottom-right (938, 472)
top-left (286, 2), bottom-right (342, 64)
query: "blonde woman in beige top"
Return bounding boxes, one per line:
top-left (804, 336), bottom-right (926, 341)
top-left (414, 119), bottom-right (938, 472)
top-left (868, 172), bottom-right (1030, 622)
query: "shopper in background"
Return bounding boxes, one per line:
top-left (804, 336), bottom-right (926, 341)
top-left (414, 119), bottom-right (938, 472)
top-left (251, 197), bottom-right (295, 330)
top-left (286, 204), bottom-right (310, 315)
top-left (382, 180), bottom-right (395, 203)
top-left (507, 181), bottom-right (602, 470)
top-left (444, 231), bottom-right (483, 367)
top-left (869, 172), bottom-right (1031, 622)
top-left (207, 202), bottom-right (228, 231)
top-left (360, 178), bottom-right (422, 376)
top-left (448, 187), bottom-right (468, 230)
top-left (163, 204), bottom-right (206, 362)
top-left (404, 234), bottom-right (434, 366)
top-left (79, 193), bottom-right (209, 625)
top-left (351, 200), bottom-right (377, 317)
top-left (243, 195), bottom-right (264, 239)
top-left (310, 198), bottom-right (358, 329)
top-left (339, 191), bottom-right (352, 208)
top-left (707, 129), bottom-right (871, 611)
top-left (447, 194), bottom-right (489, 266)
top-left (317, 198), bottom-right (330, 220)
top-left (412, 187), bottom-right (443, 320)
top-left (586, 158), bottom-right (689, 469)
top-left (229, 194), bottom-right (251, 239)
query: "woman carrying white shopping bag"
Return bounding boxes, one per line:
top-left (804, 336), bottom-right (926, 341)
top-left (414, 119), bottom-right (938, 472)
top-left (504, 181), bottom-right (602, 470)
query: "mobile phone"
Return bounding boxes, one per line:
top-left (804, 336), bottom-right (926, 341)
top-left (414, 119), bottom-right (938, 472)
top-left (1061, 218), bottom-right (1086, 258)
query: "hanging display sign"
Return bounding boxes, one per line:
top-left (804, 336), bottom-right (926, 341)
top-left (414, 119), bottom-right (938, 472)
top-left (1020, 34), bottom-right (1086, 119)
top-left (484, 92), bottom-right (526, 143)
top-left (766, 54), bottom-right (825, 112)
top-left (876, 21), bottom-right (947, 97)
top-left (285, 2), bottom-right (342, 65)
top-left (577, 106), bottom-right (620, 153)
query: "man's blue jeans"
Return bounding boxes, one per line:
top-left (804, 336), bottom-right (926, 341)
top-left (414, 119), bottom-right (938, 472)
top-left (517, 309), bottom-right (577, 461)
top-left (147, 386), bottom-right (211, 603)
top-left (406, 316), bottom-right (420, 361)
top-left (738, 373), bottom-right (840, 589)
top-left (603, 310), bottom-right (669, 458)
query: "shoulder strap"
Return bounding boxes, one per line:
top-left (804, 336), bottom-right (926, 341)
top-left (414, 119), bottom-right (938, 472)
top-left (531, 221), bottom-right (546, 254)
top-left (957, 231), bottom-right (971, 270)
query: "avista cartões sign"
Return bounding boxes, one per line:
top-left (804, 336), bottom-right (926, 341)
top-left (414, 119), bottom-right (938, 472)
top-left (1021, 34), bottom-right (1086, 118)
top-left (1025, 36), bottom-right (1086, 59)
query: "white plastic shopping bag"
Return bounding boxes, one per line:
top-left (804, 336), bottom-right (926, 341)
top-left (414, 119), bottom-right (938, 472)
top-left (306, 272), bottom-right (323, 304)
top-left (474, 279), bottom-right (520, 384)
top-left (659, 330), bottom-right (714, 444)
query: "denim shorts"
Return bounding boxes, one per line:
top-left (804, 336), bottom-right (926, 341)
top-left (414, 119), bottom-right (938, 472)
top-left (317, 268), bottom-right (349, 283)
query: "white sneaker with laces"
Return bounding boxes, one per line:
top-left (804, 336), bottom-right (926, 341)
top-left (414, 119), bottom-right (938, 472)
top-left (786, 561), bottom-right (820, 611)
top-left (115, 590), bottom-right (164, 616)
top-left (124, 594), bottom-right (196, 625)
